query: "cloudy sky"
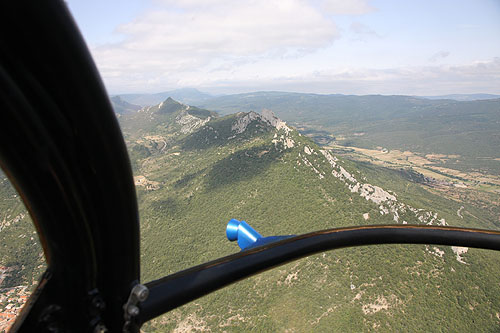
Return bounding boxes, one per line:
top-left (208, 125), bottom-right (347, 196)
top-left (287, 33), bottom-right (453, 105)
top-left (66, 0), bottom-right (500, 95)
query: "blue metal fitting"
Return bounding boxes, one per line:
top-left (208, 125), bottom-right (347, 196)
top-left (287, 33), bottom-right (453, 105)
top-left (226, 218), bottom-right (241, 241)
top-left (226, 219), bottom-right (295, 251)
top-left (226, 219), bottom-right (262, 250)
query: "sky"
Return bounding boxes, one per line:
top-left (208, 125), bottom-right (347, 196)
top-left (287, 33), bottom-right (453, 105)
top-left (65, 0), bottom-right (500, 96)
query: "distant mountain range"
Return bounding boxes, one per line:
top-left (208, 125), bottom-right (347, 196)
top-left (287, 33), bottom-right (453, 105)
top-left (420, 93), bottom-right (500, 101)
top-left (116, 88), bottom-right (214, 106)
top-left (110, 96), bottom-right (142, 114)
top-left (113, 88), bottom-right (500, 108)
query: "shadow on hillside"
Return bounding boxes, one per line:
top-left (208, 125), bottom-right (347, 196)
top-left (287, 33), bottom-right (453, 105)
top-left (181, 115), bottom-right (271, 152)
top-left (205, 144), bottom-right (284, 190)
top-left (149, 197), bottom-right (181, 218)
top-left (181, 117), bottom-right (235, 151)
top-left (174, 168), bottom-right (207, 189)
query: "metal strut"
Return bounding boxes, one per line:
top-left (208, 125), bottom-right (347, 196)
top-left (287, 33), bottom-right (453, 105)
top-left (135, 224), bottom-right (500, 325)
top-left (123, 284), bottom-right (149, 332)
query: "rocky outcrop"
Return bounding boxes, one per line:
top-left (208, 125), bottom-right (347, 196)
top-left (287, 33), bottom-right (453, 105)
top-left (231, 110), bottom-right (296, 149)
top-left (177, 113), bottom-right (211, 134)
top-left (261, 109), bottom-right (291, 134)
top-left (451, 246), bottom-right (469, 264)
top-left (231, 112), bottom-right (261, 134)
top-left (319, 148), bottom-right (449, 227)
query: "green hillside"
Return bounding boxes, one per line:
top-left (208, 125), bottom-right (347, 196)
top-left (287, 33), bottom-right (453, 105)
top-left (1, 97), bottom-right (499, 331)
top-left (116, 99), bottom-right (500, 331)
top-left (0, 172), bottom-right (45, 299)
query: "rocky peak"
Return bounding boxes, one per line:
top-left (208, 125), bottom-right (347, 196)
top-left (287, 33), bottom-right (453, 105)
top-left (110, 96), bottom-right (141, 114)
top-left (261, 109), bottom-right (291, 133)
top-left (231, 109), bottom-right (291, 135)
top-left (231, 111), bottom-right (262, 134)
top-left (157, 97), bottom-right (186, 114)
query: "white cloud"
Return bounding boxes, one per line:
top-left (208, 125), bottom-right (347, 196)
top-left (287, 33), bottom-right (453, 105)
top-left (92, 0), bottom-right (341, 92)
top-left (321, 0), bottom-right (375, 15)
top-left (85, 0), bottom-right (499, 95)
top-left (154, 0), bottom-right (235, 9)
top-left (349, 22), bottom-right (380, 40)
top-left (189, 58), bottom-right (500, 95)
top-left (428, 51), bottom-right (450, 63)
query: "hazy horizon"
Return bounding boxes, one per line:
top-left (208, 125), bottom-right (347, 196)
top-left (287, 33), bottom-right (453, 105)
top-left (113, 87), bottom-right (500, 99)
top-left (67, 0), bottom-right (500, 96)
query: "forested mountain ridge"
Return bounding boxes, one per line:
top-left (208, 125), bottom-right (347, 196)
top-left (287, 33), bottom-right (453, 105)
top-left (197, 92), bottom-right (500, 174)
top-left (0, 96), bottom-right (498, 331)
top-left (115, 98), bottom-right (500, 331)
